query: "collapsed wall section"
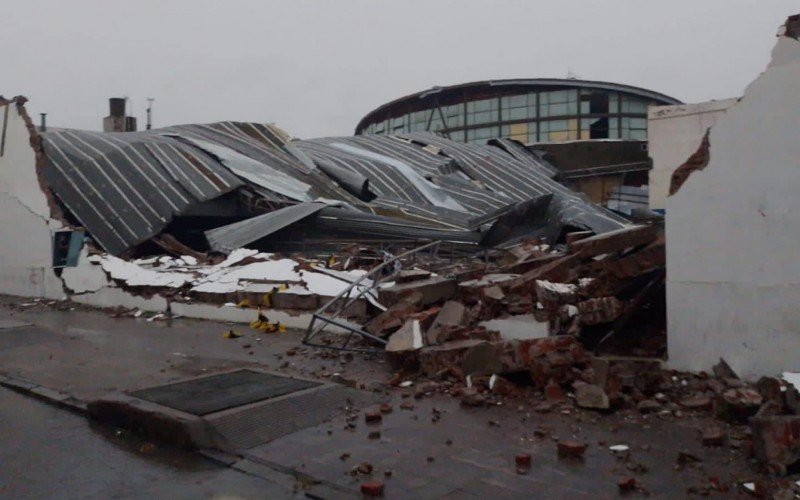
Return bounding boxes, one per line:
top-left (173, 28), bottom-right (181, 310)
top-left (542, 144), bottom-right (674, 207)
top-left (666, 18), bottom-right (800, 378)
top-left (0, 98), bottom-right (65, 298)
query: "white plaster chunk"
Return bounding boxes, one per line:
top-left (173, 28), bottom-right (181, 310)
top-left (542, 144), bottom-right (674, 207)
top-left (96, 255), bottom-right (191, 288)
top-left (480, 314), bottom-right (549, 341)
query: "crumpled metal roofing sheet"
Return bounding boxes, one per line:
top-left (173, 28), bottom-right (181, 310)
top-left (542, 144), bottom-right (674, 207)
top-left (40, 120), bottom-right (629, 256)
top-left (41, 129), bottom-right (244, 255)
top-left (296, 133), bottom-right (629, 238)
top-left (205, 201), bottom-right (332, 252)
top-left (205, 203), bottom-right (482, 250)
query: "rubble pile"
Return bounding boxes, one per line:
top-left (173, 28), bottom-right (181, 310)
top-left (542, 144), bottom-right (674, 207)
top-left (365, 224), bottom-right (666, 387)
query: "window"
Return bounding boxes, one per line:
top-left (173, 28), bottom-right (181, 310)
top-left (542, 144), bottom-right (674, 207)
top-left (501, 93), bottom-right (536, 121)
top-left (620, 96), bottom-right (649, 114)
top-left (609, 117), bottom-right (619, 138)
top-left (540, 90), bottom-right (578, 117)
top-left (620, 117), bottom-right (647, 139)
top-left (527, 125), bottom-right (539, 144)
top-left (501, 123), bottom-right (529, 142)
top-left (609, 94), bottom-right (619, 113)
top-left (443, 104), bottom-right (464, 128)
top-left (581, 117), bottom-right (609, 139)
top-left (540, 118), bottom-right (578, 141)
top-left (448, 130), bottom-right (465, 142)
top-left (429, 112), bottom-right (444, 132)
top-left (390, 115), bottom-right (407, 134)
top-left (409, 110), bottom-right (431, 132)
top-left (467, 98), bottom-right (499, 125)
top-left (466, 126), bottom-right (499, 144)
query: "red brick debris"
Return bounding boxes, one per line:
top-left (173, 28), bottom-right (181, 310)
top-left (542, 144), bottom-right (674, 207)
top-left (360, 481), bottom-right (384, 497)
top-left (309, 225), bottom-right (800, 476)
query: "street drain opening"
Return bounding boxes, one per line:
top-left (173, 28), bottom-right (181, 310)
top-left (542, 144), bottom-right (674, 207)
top-left (130, 369), bottom-right (321, 416)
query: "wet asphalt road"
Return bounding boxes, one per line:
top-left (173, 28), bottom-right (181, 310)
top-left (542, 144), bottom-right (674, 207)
top-left (0, 387), bottom-right (293, 500)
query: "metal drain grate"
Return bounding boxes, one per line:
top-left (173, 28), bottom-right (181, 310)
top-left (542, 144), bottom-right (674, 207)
top-left (130, 369), bottom-right (321, 416)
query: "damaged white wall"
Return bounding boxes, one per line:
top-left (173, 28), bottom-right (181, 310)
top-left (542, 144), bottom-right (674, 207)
top-left (0, 102), bottom-right (357, 331)
top-left (666, 21), bottom-right (800, 379)
top-left (648, 98), bottom-right (738, 211)
top-left (0, 102), bottom-right (65, 299)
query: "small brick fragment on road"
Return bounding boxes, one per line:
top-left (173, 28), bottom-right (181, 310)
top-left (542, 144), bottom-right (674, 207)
top-left (557, 440), bottom-right (587, 459)
top-left (365, 409), bottom-right (383, 423)
top-left (360, 481), bottom-right (384, 497)
top-left (515, 453), bottom-right (531, 474)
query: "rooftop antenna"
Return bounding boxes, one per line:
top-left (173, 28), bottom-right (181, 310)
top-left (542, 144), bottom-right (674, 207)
top-left (566, 68), bottom-right (580, 80)
top-left (146, 98), bottom-right (155, 130)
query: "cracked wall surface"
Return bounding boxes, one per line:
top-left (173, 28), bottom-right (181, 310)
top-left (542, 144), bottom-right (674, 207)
top-left (0, 99), bottom-right (64, 298)
top-left (0, 108), bottom-right (356, 329)
top-left (648, 98), bottom-right (738, 211)
top-left (665, 16), bottom-right (800, 378)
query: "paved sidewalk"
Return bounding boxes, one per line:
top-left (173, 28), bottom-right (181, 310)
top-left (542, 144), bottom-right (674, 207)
top-left (0, 297), bottom-right (769, 498)
top-left (0, 386), bottom-right (295, 499)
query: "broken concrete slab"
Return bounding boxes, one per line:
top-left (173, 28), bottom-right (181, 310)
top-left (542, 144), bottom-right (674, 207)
top-left (378, 276), bottom-right (457, 308)
top-left (568, 225), bottom-right (658, 258)
top-left (386, 319), bottom-right (424, 353)
top-left (418, 339), bottom-right (487, 372)
top-left (479, 314), bottom-right (549, 341)
top-left (426, 301), bottom-right (468, 345)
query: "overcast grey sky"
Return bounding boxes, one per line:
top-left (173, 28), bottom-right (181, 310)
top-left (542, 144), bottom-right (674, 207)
top-left (3, 1), bottom-right (795, 138)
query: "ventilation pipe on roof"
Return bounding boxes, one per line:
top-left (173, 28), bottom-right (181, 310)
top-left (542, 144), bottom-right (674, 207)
top-left (103, 97), bottom-right (137, 132)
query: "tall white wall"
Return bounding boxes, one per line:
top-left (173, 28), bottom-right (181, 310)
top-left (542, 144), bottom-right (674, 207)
top-left (666, 28), bottom-right (800, 379)
top-left (0, 102), bottom-right (64, 298)
top-left (648, 98), bottom-right (738, 211)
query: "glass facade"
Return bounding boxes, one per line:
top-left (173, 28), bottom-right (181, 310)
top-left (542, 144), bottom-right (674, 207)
top-left (359, 86), bottom-right (665, 144)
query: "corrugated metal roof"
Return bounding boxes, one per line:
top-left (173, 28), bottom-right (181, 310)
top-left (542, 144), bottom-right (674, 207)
top-left (39, 120), bottom-right (628, 255)
top-left (40, 122), bottom-right (359, 255)
top-left (295, 133), bottom-right (629, 239)
top-left (41, 129), bottom-right (244, 255)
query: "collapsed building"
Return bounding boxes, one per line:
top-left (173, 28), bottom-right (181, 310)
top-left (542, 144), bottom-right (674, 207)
top-left (0, 11), bottom-right (796, 390)
top-left (0, 97), bottom-right (650, 337)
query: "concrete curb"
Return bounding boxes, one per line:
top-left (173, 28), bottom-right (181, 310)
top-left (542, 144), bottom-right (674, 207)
top-left (0, 373), bottom-right (88, 414)
top-left (86, 393), bottom-right (228, 450)
top-left (1, 370), bottom-right (362, 498)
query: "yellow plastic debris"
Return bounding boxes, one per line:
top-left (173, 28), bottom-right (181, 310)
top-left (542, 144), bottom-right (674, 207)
top-left (249, 311), bottom-right (285, 333)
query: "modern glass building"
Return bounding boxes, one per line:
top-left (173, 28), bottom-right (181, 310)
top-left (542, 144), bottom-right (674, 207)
top-left (355, 79), bottom-right (681, 144)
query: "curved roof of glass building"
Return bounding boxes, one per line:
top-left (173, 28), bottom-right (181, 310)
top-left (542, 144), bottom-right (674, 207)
top-left (355, 78), bottom-right (682, 143)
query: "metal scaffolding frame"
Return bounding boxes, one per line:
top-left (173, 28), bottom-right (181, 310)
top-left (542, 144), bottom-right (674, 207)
top-left (302, 241), bottom-right (442, 353)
